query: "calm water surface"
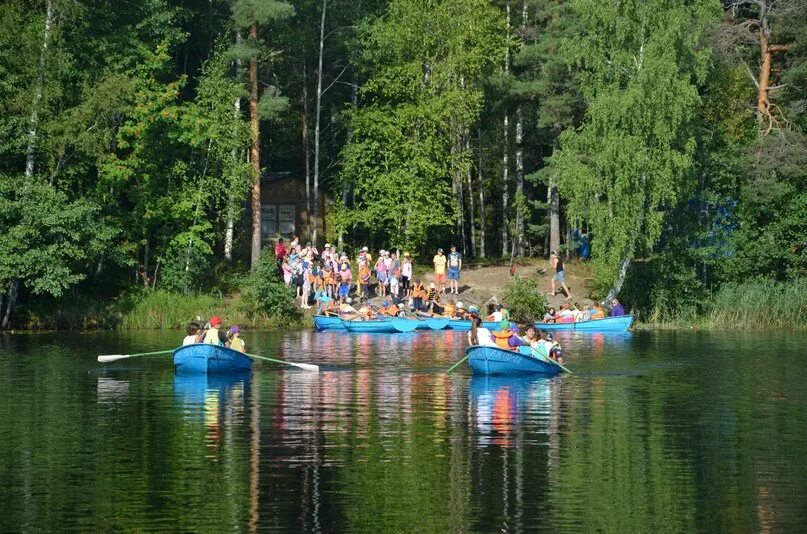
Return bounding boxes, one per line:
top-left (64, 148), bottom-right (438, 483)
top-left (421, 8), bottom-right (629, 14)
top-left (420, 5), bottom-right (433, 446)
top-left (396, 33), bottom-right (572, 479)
top-left (1, 329), bottom-right (805, 532)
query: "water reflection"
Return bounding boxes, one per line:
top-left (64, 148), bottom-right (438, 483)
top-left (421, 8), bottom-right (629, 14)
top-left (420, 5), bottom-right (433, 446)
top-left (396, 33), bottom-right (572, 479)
top-left (2, 331), bottom-right (807, 532)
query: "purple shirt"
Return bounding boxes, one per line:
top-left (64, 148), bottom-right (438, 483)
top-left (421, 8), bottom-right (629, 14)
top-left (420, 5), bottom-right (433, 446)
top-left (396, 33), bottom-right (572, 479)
top-left (611, 303), bottom-right (626, 317)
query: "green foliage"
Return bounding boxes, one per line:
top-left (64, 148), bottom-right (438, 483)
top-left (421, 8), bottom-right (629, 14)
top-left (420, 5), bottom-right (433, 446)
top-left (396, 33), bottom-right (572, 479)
top-left (0, 175), bottom-right (118, 297)
top-left (239, 249), bottom-right (298, 319)
top-left (501, 274), bottom-right (548, 324)
top-left (231, 0), bottom-right (295, 29)
top-left (337, 0), bottom-right (504, 250)
top-left (555, 0), bottom-right (718, 290)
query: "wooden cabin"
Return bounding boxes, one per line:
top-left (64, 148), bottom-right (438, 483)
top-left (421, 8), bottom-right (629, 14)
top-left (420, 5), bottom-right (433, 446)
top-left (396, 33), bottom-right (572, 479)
top-left (259, 172), bottom-right (331, 247)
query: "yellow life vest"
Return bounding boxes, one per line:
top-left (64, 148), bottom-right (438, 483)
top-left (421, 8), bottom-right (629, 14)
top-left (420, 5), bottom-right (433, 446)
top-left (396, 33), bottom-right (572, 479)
top-left (229, 337), bottom-right (246, 353)
top-left (204, 327), bottom-right (222, 345)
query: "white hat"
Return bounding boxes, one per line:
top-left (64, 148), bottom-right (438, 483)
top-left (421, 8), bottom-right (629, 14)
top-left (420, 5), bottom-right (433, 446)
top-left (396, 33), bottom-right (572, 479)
top-left (346, 297), bottom-right (352, 304)
top-left (324, 243), bottom-right (331, 248)
top-left (456, 301), bottom-right (465, 309)
top-left (430, 282), bottom-right (435, 288)
top-left (361, 246), bottom-right (368, 252)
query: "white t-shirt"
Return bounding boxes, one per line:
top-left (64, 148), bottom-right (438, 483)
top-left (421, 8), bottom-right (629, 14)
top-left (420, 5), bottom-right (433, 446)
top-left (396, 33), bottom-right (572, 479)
top-left (476, 327), bottom-right (498, 347)
top-left (491, 311), bottom-right (503, 322)
top-left (182, 335), bottom-right (197, 346)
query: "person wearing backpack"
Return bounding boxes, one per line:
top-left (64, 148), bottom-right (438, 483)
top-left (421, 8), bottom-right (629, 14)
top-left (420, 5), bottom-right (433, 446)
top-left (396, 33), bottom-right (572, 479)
top-left (447, 245), bottom-right (462, 295)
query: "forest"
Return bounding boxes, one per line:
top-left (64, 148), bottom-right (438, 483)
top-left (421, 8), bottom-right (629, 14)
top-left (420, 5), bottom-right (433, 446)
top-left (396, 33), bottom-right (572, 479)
top-left (0, 0), bottom-right (805, 329)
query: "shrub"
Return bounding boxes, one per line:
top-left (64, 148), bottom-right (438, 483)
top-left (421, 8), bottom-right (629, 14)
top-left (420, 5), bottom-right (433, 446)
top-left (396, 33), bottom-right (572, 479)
top-left (239, 250), bottom-right (298, 320)
top-left (501, 275), bottom-right (549, 324)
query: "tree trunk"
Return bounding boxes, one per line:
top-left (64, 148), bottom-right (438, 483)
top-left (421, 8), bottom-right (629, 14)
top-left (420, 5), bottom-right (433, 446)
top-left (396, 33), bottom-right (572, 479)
top-left (249, 20), bottom-right (262, 270)
top-left (25, 0), bottom-right (53, 178)
top-left (757, 3), bottom-right (771, 129)
top-left (225, 32), bottom-right (243, 261)
top-left (465, 131), bottom-right (476, 258)
top-left (501, 3), bottom-right (511, 258)
top-left (478, 125), bottom-right (486, 258)
top-left (1, 279), bottom-right (19, 329)
top-left (312, 0), bottom-right (327, 248)
top-left (302, 70), bottom-right (311, 239)
top-left (549, 150), bottom-right (560, 254)
top-left (339, 70), bottom-right (358, 251)
top-left (514, 105), bottom-right (524, 257)
top-left (143, 234), bottom-right (150, 288)
top-left (605, 258), bottom-right (631, 304)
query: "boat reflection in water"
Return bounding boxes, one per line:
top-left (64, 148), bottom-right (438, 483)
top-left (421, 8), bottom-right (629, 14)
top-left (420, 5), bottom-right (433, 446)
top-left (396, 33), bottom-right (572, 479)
top-left (469, 375), bottom-right (559, 448)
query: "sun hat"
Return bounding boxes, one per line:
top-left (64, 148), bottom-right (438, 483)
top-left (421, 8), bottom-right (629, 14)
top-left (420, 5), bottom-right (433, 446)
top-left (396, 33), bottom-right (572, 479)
top-left (324, 243), bottom-right (331, 248)
top-left (403, 252), bottom-right (410, 257)
top-left (437, 248), bottom-right (443, 253)
top-left (430, 282), bottom-right (435, 288)
top-left (468, 305), bottom-right (479, 313)
top-left (362, 246), bottom-right (368, 252)
top-left (346, 297), bottom-right (353, 304)
top-left (209, 316), bottom-right (222, 326)
top-left (228, 326), bottom-right (240, 335)
top-left (456, 301), bottom-right (465, 309)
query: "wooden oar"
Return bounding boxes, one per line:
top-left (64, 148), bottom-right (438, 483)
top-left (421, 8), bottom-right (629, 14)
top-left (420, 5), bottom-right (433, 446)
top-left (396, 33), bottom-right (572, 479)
top-left (97, 349), bottom-right (174, 363)
top-left (245, 353), bottom-right (319, 372)
top-left (446, 355), bottom-right (469, 373)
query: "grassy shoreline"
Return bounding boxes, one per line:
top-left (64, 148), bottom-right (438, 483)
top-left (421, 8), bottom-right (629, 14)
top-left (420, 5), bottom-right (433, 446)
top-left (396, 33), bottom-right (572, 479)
top-left (11, 276), bottom-right (806, 332)
top-left (17, 289), bottom-right (312, 332)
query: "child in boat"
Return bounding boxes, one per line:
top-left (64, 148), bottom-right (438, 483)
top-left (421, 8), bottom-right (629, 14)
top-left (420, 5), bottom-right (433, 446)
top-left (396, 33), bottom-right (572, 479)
top-left (183, 322), bottom-right (202, 345)
top-left (203, 316), bottom-right (227, 345)
top-left (227, 326), bottom-right (246, 353)
top-left (468, 315), bottom-right (497, 347)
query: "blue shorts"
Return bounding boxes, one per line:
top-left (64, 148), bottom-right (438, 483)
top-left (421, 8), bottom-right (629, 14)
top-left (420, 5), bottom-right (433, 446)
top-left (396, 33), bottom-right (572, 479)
top-left (338, 284), bottom-right (349, 297)
top-left (448, 268), bottom-right (460, 280)
top-left (553, 270), bottom-right (565, 283)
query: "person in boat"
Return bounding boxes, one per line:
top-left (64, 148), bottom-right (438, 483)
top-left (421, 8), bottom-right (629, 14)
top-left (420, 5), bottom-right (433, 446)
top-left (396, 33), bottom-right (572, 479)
top-left (519, 325), bottom-right (538, 346)
top-left (442, 299), bottom-right (456, 318)
top-left (183, 322), bottom-right (202, 345)
top-left (542, 306), bottom-right (558, 323)
top-left (610, 298), bottom-right (626, 317)
top-left (546, 333), bottom-right (564, 365)
top-left (487, 303), bottom-right (504, 323)
top-left (580, 304), bottom-right (593, 321)
top-left (227, 326), bottom-right (246, 353)
top-left (557, 302), bottom-right (579, 322)
top-left (411, 279), bottom-right (426, 310)
top-left (468, 315), bottom-right (497, 347)
top-left (429, 288), bottom-right (445, 315)
top-left (315, 290), bottom-right (336, 315)
top-left (378, 300), bottom-right (401, 317)
top-left (203, 316), bottom-right (228, 346)
top-left (592, 303), bottom-right (606, 320)
top-left (338, 297), bottom-right (358, 317)
top-left (357, 303), bottom-right (376, 319)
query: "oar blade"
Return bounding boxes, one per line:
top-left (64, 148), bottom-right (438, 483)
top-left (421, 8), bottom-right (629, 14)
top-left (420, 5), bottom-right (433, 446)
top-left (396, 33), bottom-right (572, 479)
top-left (97, 355), bottom-right (130, 363)
top-left (291, 362), bottom-right (320, 372)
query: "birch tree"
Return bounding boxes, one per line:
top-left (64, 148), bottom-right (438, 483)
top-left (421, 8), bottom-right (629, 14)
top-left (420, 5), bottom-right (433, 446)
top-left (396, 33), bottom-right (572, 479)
top-left (556, 0), bottom-right (717, 299)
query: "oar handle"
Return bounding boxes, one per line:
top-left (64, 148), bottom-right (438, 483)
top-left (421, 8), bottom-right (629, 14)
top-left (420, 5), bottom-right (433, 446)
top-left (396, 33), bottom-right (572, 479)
top-left (447, 354), bottom-right (469, 373)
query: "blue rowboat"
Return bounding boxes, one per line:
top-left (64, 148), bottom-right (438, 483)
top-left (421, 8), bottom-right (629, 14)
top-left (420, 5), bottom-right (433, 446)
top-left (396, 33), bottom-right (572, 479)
top-left (448, 319), bottom-right (472, 331)
top-left (173, 344), bottom-right (253, 374)
top-left (466, 345), bottom-right (562, 376)
top-left (314, 315), bottom-right (345, 331)
top-left (534, 315), bottom-right (634, 333)
top-left (426, 317), bottom-right (450, 330)
top-left (391, 317), bottom-right (419, 333)
top-left (483, 320), bottom-right (514, 330)
top-left (342, 318), bottom-right (396, 333)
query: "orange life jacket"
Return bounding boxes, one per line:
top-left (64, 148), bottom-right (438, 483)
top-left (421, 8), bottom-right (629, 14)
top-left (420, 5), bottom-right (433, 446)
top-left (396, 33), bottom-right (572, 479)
top-left (492, 330), bottom-right (513, 349)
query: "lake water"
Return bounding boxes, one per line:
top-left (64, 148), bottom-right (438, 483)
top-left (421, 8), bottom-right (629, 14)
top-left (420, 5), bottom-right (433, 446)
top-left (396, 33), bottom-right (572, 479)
top-left (1, 329), bottom-right (805, 532)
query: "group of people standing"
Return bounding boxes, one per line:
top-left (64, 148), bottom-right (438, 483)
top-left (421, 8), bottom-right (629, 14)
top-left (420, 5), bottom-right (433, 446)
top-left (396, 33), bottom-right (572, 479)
top-left (273, 236), bottom-right (465, 309)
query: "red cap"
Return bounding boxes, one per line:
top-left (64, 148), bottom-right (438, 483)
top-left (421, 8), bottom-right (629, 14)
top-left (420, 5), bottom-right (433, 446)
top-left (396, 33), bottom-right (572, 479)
top-left (209, 316), bottom-right (222, 326)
